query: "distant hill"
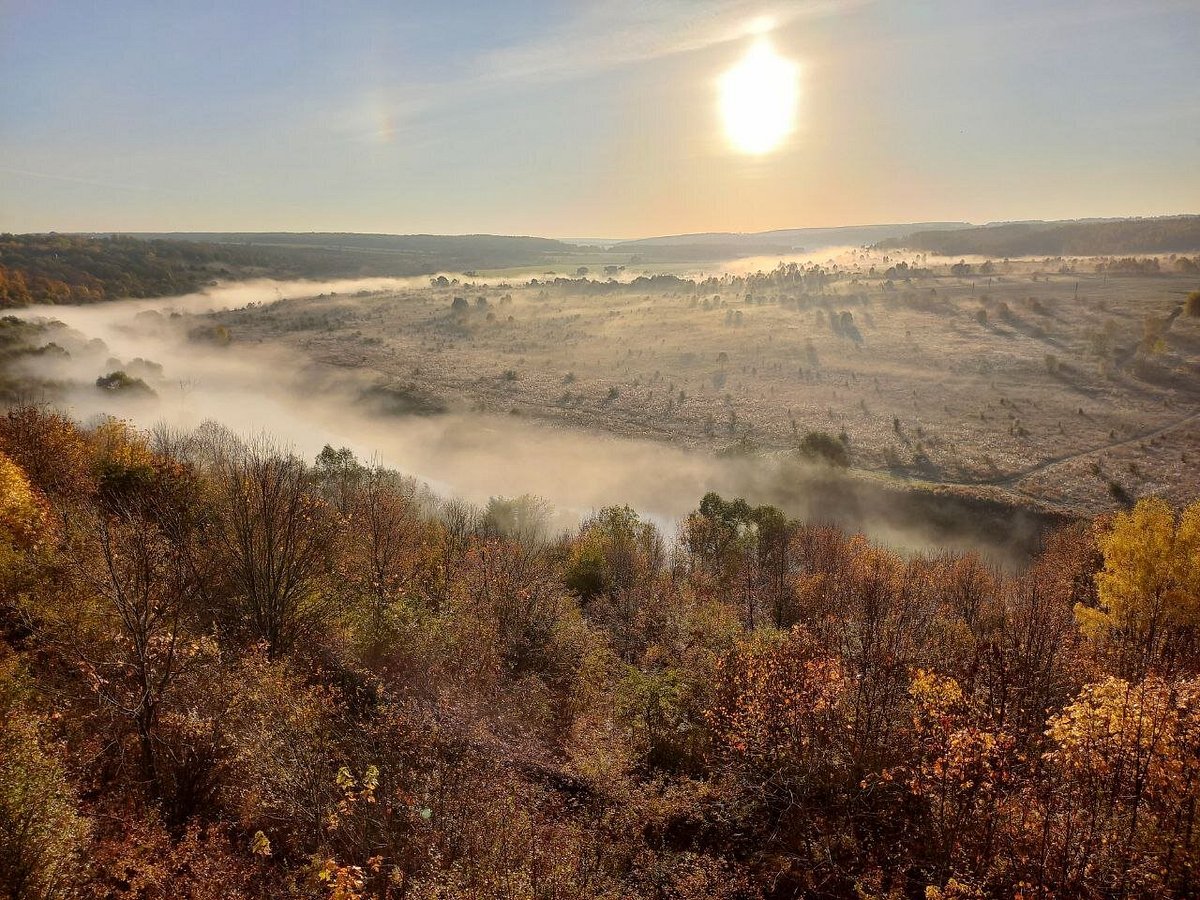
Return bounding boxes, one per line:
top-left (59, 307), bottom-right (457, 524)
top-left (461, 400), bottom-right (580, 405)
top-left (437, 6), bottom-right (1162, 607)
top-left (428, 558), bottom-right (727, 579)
top-left (614, 222), bottom-right (972, 259)
top-left (126, 232), bottom-right (570, 256)
top-left (122, 232), bottom-right (575, 272)
top-left (0, 232), bottom-right (577, 307)
top-left (875, 216), bottom-right (1200, 257)
top-left (0, 234), bottom-right (247, 307)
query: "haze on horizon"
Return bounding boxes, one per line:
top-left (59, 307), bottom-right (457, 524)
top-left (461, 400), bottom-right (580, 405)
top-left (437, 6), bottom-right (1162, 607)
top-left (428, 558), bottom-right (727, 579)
top-left (2, 0), bottom-right (1198, 239)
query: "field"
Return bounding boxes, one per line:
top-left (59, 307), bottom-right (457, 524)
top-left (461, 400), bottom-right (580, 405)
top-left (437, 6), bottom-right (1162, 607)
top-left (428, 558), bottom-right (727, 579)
top-left (210, 251), bottom-right (1200, 517)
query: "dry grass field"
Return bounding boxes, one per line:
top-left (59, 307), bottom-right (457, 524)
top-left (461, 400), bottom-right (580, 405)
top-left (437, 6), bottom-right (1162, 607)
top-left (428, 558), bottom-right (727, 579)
top-left (211, 252), bottom-right (1200, 517)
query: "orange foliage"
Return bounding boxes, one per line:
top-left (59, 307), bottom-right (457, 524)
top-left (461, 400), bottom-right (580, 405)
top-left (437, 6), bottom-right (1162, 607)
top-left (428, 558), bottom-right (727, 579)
top-left (0, 419), bottom-right (1197, 899)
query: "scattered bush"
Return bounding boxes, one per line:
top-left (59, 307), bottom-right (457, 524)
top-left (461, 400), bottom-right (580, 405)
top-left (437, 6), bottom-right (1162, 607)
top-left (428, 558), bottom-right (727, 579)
top-left (798, 430), bottom-right (849, 467)
top-left (95, 370), bottom-right (155, 395)
top-left (1185, 289), bottom-right (1200, 317)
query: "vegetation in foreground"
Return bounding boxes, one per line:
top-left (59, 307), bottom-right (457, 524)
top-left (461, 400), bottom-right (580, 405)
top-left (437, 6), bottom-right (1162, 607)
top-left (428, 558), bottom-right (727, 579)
top-left (2, 405), bottom-right (1199, 898)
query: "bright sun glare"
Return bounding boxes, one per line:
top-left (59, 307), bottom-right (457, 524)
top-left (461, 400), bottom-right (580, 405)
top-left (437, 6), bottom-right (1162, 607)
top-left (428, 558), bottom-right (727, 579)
top-left (719, 36), bottom-right (799, 156)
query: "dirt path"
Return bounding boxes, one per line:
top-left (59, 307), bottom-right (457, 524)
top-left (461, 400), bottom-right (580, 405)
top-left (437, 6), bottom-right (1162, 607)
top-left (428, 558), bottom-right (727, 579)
top-left (981, 406), bottom-right (1200, 490)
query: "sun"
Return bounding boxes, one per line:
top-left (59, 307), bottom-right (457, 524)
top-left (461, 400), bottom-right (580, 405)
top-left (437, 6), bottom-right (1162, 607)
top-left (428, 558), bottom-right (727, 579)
top-left (719, 36), bottom-right (799, 155)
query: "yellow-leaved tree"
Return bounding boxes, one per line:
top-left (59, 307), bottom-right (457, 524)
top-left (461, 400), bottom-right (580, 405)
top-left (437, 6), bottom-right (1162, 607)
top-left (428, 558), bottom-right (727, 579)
top-left (1077, 498), bottom-right (1200, 677)
top-left (0, 652), bottom-right (91, 899)
top-left (1036, 675), bottom-right (1200, 896)
top-left (0, 450), bottom-right (45, 550)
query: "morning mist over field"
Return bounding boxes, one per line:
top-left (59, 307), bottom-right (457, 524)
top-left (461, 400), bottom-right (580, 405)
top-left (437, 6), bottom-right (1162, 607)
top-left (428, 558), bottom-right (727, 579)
top-left (1, 2), bottom-right (1199, 898)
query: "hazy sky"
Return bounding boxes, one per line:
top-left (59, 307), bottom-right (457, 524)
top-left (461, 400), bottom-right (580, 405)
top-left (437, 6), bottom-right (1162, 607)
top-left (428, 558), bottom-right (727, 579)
top-left (2, 0), bottom-right (1198, 238)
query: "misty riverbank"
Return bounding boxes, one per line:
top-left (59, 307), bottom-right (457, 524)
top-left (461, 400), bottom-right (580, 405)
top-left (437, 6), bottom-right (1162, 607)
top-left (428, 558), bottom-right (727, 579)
top-left (13, 279), bottom-right (1071, 566)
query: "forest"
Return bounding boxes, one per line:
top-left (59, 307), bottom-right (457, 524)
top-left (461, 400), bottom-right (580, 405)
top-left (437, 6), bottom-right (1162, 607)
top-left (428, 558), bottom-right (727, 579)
top-left (2, 404), bottom-right (1198, 899)
top-left (0, 235), bottom-right (233, 307)
top-left (876, 216), bottom-right (1200, 258)
top-left (0, 235), bottom-right (577, 309)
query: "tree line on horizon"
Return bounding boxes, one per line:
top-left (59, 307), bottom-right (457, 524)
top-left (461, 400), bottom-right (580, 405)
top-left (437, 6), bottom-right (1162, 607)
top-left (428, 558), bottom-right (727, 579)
top-left (0, 234), bottom-right (576, 309)
top-left (4, 218), bottom-right (1200, 310)
top-left (877, 216), bottom-right (1200, 258)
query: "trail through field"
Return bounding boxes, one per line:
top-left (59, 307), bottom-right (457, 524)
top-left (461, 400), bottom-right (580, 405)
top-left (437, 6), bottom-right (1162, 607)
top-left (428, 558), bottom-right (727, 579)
top-left (982, 406), bottom-right (1200, 491)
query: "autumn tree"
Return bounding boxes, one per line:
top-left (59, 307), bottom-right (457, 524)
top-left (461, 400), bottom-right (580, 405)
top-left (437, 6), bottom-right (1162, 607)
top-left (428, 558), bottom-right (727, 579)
top-left (565, 505), bottom-right (664, 660)
top-left (706, 627), bottom-right (855, 893)
top-left (683, 493), bottom-right (795, 629)
top-left (0, 653), bottom-right (91, 899)
top-left (0, 405), bottom-right (94, 504)
top-left (210, 441), bottom-right (341, 656)
top-left (59, 506), bottom-right (191, 809)
top-left (1076, 498), bottom-right (1200, 678)
top-left (1029, 675), bottom-right (1200, 895)
top-left (906, 669), bottom-right (1016, 887)
top-left (0, 450), bottom-right (46, 556)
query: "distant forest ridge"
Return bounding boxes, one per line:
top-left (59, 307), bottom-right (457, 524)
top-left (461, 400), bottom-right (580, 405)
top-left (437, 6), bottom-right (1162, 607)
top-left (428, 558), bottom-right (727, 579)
top-left (876, 216), bottom-right (1200, 257)
top-left (122, 232), bottom-right (571, 254)
top-left (0, 234), bottom-right (244, 307)
top-left (614, 222), bottom-right (973, 254)
top-left (3, 217), bottom-right (1198, 308)
top-left (0, 233), bottom-right (573, 308)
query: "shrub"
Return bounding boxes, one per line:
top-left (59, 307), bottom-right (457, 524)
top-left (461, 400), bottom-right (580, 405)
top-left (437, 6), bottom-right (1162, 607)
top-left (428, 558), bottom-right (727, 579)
top-left (798, 431), bottom-right (849, 467)
top-left (1107, 479), bottom-right (1130, 505)
top-left (186, 324), bottom-right (232, 346)
top-left (95, 370), bottom-right (155, 395)
top-left (1185, 290), bottom-right (1200, 318)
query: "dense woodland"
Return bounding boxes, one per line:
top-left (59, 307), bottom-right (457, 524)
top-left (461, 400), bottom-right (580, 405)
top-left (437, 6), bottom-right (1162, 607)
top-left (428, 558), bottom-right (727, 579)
top-left (0, 235), bottom-right (576, 309)
top-left (0, 236), bottom-right (233, 307)
top-left (876, 216), bottom-right (1200, 259)
top-left (2, 405), bottom-right (1199, 898)
top-left (131, 233), bottom-right (571, 257)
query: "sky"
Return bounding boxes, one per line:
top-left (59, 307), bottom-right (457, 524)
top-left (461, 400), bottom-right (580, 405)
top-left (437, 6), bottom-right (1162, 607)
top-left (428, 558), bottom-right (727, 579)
top-left (1, 0), bottom-right (1198, 238)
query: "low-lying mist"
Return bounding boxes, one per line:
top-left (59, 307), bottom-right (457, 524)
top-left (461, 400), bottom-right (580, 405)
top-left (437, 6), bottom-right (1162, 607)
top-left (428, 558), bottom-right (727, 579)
top-left (14, 279), bottom-right (1064, 565)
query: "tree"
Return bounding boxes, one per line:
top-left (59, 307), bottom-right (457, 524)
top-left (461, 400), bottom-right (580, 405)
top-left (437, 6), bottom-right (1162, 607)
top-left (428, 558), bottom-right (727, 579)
top-left (336, 464), bottom-right (436, 658)
top-left (564, 505), bottom-right (663, 660)
top-left (480, 494), bottom-right (551, 546)
top-left (96, 370), bottom-right (155, 395)
top-left (1035, 675), bottom-right (1200, 895)
top-left (0, 406), bottom-right (94, 502)
top-left (683, 493), bottom-right (797, 629)
top-left (1076, 498), bottom-right (1200, 677)
top-left (62, 506), bottom-right (191, 806)
top-left (907, 669), bottom-right (1015, 882)
top-left (210, 441), bottom-right (340, 656)
top-left (0, 451), bottom-right (46, 552)
top-left (707, 627), bottom-right (846, 811)
top-left (0, 655), bottom-right (91, 900)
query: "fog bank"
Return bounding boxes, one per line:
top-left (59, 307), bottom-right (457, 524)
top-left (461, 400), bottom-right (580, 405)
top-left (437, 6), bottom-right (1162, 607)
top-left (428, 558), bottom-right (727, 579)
top-left (14, 280), bottom-right (1059, 564)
